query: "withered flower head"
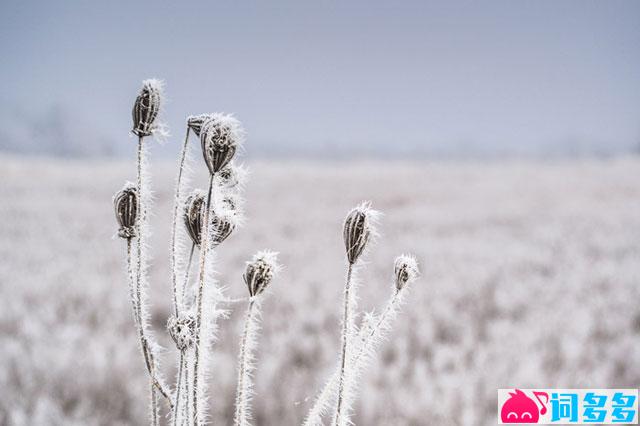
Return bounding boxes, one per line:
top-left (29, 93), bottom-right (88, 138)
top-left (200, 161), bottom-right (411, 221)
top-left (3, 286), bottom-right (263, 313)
top-left (200, 113), bottom-right (244, 175)
top-left (243, 250), bottom-right (280, 298)
top-left (114, 183), bottom-right (137, 239)
top-left (343, 201), bottom-right (378, 264)
top-left (132, 79), bottom-right (162, 137)
top-left (394, 254), bottom-right (419, 291)
top-left (184, 190), bottom-right (206, 246)
top-left (167, 313), bottom-right (196, 351)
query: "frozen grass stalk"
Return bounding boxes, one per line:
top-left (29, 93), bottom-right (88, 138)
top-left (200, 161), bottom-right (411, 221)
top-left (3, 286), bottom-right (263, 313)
top-left (333, 202), bottom-right (377, 426)
top-left (114, 80), bottom-right (175, 426)
top-left (234, 251), bottom-right (279, 426)
top-left (131, 79), bottom-right (174, 422)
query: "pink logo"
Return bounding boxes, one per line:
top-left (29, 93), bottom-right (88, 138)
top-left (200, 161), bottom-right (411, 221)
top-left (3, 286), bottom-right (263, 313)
top-left (501, 389), bottom-right (549, 423)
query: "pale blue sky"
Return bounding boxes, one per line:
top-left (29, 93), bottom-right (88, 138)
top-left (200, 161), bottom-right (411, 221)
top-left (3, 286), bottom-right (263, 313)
top-left (1, 1), bottom-right (639, 157)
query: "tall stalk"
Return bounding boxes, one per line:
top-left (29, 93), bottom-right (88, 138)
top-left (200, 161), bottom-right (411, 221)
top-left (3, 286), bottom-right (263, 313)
top-left (234, 300), bottom-right (257, 426)
top-left (168, 125), bottom-right (193, 425)
top-left (234, 250), bottom-right (279, 426)
top-left (333, 263), bottom-right (354, 426)
top-left (173, 353), bottom-right (185, 426)
top-left (134, 136), bottom-right (173, 413)
top-left (181, 244), bottom-right (196, 306)
top-left (171, 126), bottom-right (192, 316)
top-left (192, 174), bottom-right (215, 425)
top-left (171, 241), bottom-right (196, 426)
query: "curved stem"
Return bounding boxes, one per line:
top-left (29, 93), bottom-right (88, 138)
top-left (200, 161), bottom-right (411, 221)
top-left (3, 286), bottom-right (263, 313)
top-left (357, 290), bottom-right (400, 360)
top-left (171, 126), bottom-right (191, 316)
top-left (192, 174), bottom-right (215, 425)
top-left (334, 263), bottom-right (354, 426)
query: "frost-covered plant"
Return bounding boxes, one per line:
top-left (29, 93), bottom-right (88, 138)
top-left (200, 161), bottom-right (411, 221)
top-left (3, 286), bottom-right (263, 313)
top-left (129, 80), bottom-right (174, 426)
top-left (113, 79), bottom-right (415, 426)
top-left (113, 79), bottom-right (177, 425)
top-left (303, 208), bottom-right (419, 426)
top-left (114, 80), bottom-right (260, 426)
top-left (334, 202), bottom-right (378, 426)
top-left (234, 251), bottom-right (280, 426)
top-left (191, 113), bottom-right (244, 425)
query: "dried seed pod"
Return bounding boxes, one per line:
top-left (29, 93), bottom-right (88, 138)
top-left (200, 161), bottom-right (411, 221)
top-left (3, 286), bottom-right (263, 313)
top-left (184, 191), bottom-right (206, 246)
top-left (200, 113), bottom-right (244, 175)
top-left (243, 251), bottom-right (279, 297)
top-left (394, 254), bottom-right (419, 291)
top-left (187, 113), bottom-right (211, 138)
top-left (211, 213), bottom-right (236, 246)
top-left (343, 202), bottom-right (378, 264)
top-left (132, 79), bottom-right (162, 137)
top-left (167, 314), bottom-right (196, 351)
top-left (114, 183), bottom-right (137, 239)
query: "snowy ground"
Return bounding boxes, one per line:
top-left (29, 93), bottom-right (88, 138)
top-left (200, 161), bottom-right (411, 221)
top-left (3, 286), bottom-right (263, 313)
top-left (1, 155), bottom-right (639, 425)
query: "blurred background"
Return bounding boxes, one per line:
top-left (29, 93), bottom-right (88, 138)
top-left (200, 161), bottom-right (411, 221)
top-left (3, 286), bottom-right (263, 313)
top-left (1, 1), bottom-right (639, 425)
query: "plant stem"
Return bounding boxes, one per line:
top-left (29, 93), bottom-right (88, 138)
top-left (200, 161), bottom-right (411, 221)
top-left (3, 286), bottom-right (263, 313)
top-left (136, 136), bottom-right (160, 422)
top-left (173, 352), bottom-right (185, 426)
top-left (181, 243), bottom-right (196, 308)
top-left (334, 262), bottom-right (354, 426)
top-left (183, 353), bottom-right (191, 426)
top-left (357, 290), bottom-right (400, 359)
top-left (192, 174), bottom-right (215, 425)
top-left (151, 380), bottom-right (159, 426)
top-left (234, 300), bottom-right (256, 426)
top-left (172, 242), bottom-right (194, 426)
top-left (126, 239), bottom-right (140, 328)
top-left (134, 136), bottom-right (174, 414)
top-left (171, 126), bottom-right (191, 316)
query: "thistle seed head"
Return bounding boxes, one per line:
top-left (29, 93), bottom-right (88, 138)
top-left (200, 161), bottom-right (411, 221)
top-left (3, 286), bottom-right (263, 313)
top-left (167, 314), bottom-right (196, 351)
top-left (184, 190), bottom-right (206, 246)
top-left (113, 182), bottom-right (137, 239)
top-left (343, 201), bottom-right (379, 264)
top-left (394, 254), bottom-right (419, 291)
top-left (132, 79), bottom-right (163, 137)
top-left (200, 113), bottom-right (244, 175)
top-left (243, 250), bottom-right (280, 298)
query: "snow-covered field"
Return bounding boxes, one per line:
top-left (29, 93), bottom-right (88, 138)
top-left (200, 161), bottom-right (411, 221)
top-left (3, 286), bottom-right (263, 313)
top-left (1, 155), bottom-right (639, 425)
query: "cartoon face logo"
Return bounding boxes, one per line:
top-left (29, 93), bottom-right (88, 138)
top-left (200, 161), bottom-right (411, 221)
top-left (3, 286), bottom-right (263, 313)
top-left (501, 389), bottom-right (548, 423)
